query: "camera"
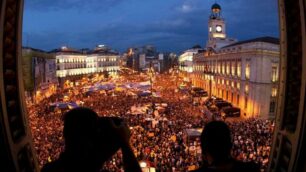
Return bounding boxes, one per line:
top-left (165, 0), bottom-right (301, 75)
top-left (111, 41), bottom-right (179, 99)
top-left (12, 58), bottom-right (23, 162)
top-left (96, 117), bottom-right (125, 154)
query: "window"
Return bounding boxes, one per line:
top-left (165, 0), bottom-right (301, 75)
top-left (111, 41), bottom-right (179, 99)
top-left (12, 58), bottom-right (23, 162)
top-left (271, 65), bottom-right (278, 82)
top-left (269, 101), bottom-right (276, 113)
top-left (222, 62), bottom-right (225, 74)
top-left (272, 87), bottom-right (277, 97)
top-left (237, 61), bottom-right (241, 77)
top-left (244, 97), bottom-right (248, 109)
top-left (245, 61), bottom-right (250, 80)
top-left (237, 94), bottom-right (240, 106)
top-left (214, 62), bottom-right (218, 73)
top-left (226, 61), bottom-right (230, 75)
top-left (231, 61), bottom-right (235, 76)
top-left (245, 84), bottom-right (249, 94)
top-left (237, 83), bottom-right (241, 90)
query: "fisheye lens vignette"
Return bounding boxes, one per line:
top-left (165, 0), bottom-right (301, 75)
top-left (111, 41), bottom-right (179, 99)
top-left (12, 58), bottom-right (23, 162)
top-left (23, 1), bottom-right (278, 172)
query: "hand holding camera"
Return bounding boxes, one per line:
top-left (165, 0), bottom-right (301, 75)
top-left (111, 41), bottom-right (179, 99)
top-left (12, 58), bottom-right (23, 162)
top-left (109, 118), bottom-right (131, 147)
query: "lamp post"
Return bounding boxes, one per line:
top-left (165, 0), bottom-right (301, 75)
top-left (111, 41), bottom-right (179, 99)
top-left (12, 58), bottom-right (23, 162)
top-left (209, 75), bottom-right (212, 97)
top-left (149, 61), bottom-right (154, 96)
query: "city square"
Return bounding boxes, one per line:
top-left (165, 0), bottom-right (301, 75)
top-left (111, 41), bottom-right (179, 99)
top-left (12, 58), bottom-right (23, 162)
top-left (26, 68), bottom-right (274, 171)
top-left (1, 0), bottom-right (305, 172)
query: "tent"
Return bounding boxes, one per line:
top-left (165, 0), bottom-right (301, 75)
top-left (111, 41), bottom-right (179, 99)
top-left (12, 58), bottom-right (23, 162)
top-left (138, 91), bottom-right (152, 97)
top-left (184, 128), bottom-right (203, 144)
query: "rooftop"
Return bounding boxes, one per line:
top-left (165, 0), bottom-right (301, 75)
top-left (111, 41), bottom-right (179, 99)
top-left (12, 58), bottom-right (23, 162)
top-left (222, 36), bottom-right (279, 49)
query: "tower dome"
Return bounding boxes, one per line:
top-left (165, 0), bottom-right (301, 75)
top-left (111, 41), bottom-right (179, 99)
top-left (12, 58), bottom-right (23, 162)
top-left (211, 3), bottom-right (221, 13)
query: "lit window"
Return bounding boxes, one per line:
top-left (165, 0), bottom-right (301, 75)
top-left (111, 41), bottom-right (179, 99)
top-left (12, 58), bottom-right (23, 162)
top-left (226, 62), bottom-right (230, 75)
top-left (231, 81), bottom-right (235, 88)
top-left (231, 61), bottom-right (235, 76)
top-left (245, 84), bottom-right (249, 94)
top-left (237, 83), bottom-right (241, 90)
top-left (222, 62), bottom-right (225, 74)
top-left (237, 61), bottom-right (241, 77)
top-left (272, 87), bottom-right (277, 97)
top-left (271, 65), bottom-right (278, 82)
top-left (245, 61), bottom-right (250, 80)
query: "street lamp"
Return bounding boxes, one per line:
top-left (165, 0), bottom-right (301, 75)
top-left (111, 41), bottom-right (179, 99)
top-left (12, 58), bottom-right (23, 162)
top-left (140, 161), bottom-right (147, 168)
top-left (149, 62), bottom-right (155, 95)
top-left (139, 161), bottom-right (156, 172)
top-left (208, 75), bottom-right (214, 97)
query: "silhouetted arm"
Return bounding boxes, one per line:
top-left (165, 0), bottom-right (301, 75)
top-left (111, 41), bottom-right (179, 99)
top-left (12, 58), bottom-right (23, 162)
top-left (111, 120), bottom-right (141, 172)
top-left (121, 144), bottom-right (142, 172)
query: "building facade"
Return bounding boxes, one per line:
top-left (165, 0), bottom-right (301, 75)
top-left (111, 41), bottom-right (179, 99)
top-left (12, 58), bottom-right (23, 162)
top-left (54, 45), bottom-right (120, 80)
top-left (178, 48), bottom-right (203, 73)
top-left (22, 47), bottom-right (58, 102)
top-left (193, 37), bottom-right (279, 119)
top-left (190, 3), bottom-right (280, 119)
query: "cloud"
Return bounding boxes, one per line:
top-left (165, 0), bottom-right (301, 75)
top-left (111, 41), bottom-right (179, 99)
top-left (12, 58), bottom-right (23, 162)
top-left (177, 0), bottom-right (200, 13)
top-left (181, 4), bottom-right (193, 13)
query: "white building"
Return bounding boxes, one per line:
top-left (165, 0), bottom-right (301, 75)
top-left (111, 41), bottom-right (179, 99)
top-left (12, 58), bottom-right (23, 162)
top-left (54, 45), bottom-right (120, 79)
top-left (191, 3), bottom-right (280, 119)
top-left (87, 45), bottom-right (120, 75)
top-left (178, 48), bottom-right (202, 73)
top-left (54, 46), bottom-right (88, 77)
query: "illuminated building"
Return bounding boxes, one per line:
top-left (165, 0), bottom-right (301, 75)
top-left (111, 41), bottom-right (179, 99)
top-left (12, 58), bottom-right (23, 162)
top-left (191, 3), bottom-right (280, 119)
top-left (178, 48), bottom-right (202, 73)
top-left (88, 45), bottom-right (120, 75)
top-left (53, 45), bottom-right (120, 79)
top-left (178, 47), bottom-right (203, 83)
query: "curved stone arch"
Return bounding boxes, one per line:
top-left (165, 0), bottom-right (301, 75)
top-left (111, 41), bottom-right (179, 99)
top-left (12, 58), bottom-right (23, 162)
top-left (0, 0), bottom-right (38, 171)
top-left (0, 0), bottom-right (305, 172)
top-left (268, 0), bottom-right (306, 171)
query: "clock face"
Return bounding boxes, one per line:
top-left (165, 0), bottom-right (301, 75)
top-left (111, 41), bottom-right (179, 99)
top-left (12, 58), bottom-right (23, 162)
top-left (216, 25), bottom-right (222, 32)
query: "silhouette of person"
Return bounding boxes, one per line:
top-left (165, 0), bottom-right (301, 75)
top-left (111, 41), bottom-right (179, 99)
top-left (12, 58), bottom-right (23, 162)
top-left (192, 121), bottom-right (260, 172)
top-left (41, 107), bottom-right (141, 172)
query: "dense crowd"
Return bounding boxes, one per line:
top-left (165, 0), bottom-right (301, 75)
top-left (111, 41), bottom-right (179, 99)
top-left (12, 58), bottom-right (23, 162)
top-left (26, 71), bottom-right (274, 171)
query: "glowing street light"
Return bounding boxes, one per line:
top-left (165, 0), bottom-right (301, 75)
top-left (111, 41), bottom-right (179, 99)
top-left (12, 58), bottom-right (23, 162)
top-left (139, 161), bottom-right (147, 168)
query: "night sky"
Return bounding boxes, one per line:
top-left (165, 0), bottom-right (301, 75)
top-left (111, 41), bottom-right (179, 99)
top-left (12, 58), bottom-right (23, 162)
top-left (22, 0), bottom-right (279, 53)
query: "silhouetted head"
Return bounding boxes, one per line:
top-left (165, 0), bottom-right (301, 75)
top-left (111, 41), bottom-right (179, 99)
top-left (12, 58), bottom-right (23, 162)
top-left (62, 107), bottom-right (121, 170)
top-left (64, 107), bottom-right (98, 148)
top-left (201, 121), bottom-right (232, 163)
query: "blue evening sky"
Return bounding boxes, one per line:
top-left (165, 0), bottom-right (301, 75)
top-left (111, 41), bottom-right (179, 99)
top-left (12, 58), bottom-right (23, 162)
top-left (22, 0), bottom-right (279, 53)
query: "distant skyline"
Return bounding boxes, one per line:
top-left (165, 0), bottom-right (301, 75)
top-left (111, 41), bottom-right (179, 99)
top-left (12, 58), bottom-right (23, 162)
top-left (23, 0), bottom-right (279, 53)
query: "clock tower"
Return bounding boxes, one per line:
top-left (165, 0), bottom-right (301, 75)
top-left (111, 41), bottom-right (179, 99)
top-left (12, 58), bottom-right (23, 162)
top-left (206, 3), bottom-right (236, 50)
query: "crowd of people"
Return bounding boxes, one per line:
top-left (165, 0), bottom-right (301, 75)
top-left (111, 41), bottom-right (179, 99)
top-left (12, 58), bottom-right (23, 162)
top-left (26, 70), bottom-right (274, 171)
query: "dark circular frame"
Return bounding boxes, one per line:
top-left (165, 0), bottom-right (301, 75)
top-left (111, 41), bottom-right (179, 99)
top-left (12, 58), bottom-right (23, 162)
top-left (0, 0), bottom-right (305, 171)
